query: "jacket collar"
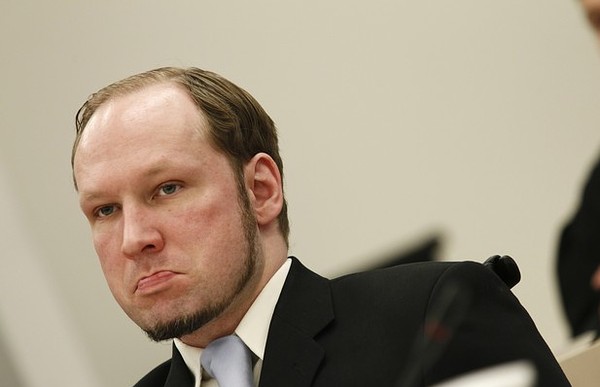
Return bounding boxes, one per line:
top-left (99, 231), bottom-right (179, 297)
top-left (164, 344), bottom-right (194, 387)
top-left (258, 257), bottom-right (334, 387)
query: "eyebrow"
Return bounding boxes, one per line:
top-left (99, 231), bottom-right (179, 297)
top-left (79, 163), bottom-right (173, 203)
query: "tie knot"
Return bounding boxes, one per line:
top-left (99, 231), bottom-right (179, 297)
top-left (200, 335), bottom-right (254, 387)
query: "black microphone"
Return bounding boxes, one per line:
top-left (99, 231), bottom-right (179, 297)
top-left (394, 279), bottom-right (472, 387)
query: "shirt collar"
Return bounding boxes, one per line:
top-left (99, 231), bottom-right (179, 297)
top-left (235, 257), bottom-right (291, 358)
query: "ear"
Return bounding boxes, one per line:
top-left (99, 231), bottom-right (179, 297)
top-left (244, 153), bottom-right (284, 227)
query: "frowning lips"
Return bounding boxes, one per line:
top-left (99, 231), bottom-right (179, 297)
top-left (135, 270), bottom-right (179, 294)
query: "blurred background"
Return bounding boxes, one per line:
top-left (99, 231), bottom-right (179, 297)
top-left (2, 0), bottom-right (600, 385)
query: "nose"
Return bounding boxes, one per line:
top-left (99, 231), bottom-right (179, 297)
top-left (121, 204), bottom-right (164, 258)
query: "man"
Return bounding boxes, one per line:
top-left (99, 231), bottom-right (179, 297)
top-left (72, 67), bottom-right (569, 386)
top-left (558, 157), bottom-right (600, 337)
top-left (557, 0), bottom-right (600, 339)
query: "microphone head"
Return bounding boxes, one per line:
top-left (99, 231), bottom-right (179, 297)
top-left (483, 255), bottom-right (521, 289)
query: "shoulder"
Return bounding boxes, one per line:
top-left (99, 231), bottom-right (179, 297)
top-left (132, 359), bottom-right (171, 387)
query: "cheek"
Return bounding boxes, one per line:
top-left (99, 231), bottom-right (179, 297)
top-left (179, 197), bottom-right (249, 257)
top-left (92, 229), bottom-right (124, 287)
top-left (182, 187), bottom-right (242, 229)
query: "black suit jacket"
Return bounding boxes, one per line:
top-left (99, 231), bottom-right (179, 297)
top-left (135, 258), bottom-right (569, 386)
top-left (558, 155), bottom-right (600, 337)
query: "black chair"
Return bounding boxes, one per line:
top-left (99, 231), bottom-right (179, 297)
top-left (483, 255), bottom-right (521, 289)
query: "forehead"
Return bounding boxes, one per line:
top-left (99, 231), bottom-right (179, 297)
top-left (73, 83), bottom-right (213, 185)
top-left (81, 82), bottom-right (204, 143)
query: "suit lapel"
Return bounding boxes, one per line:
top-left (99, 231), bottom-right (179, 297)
top-left (259, 257), bottom-right (334, 387)
top-left (164, 344), bottom-right (195, 387)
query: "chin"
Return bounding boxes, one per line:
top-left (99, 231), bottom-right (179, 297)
top-left (142, 302), bottom-right (227, 342)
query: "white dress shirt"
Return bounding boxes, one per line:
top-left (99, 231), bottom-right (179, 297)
top-left (174, 258), bottom-right (292, 387)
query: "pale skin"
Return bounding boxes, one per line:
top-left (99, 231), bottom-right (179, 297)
top-left (582, 0), bottom-right (600, 38)
top-left (73, 83), bottom-right (288, 347)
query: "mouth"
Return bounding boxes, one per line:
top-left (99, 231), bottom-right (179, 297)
top-left (135, 270), bottom-right (178, 295)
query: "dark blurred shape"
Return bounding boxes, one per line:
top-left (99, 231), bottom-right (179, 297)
top-left (483, 255), bottom-right (521, 289)
top-left (557, 155), bottom-right (600, 338)
top-left (369, 235), bottom-right (441, 270)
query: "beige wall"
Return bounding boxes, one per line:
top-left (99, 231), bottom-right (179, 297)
top-left (2, 0), bottom-right (600, 385)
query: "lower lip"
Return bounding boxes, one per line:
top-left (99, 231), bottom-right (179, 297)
top-left (136, 271), bottom-right (177, 294)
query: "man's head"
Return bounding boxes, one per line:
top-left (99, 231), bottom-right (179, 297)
top-left (72, 68), bottom-right (288, 345)
top-left (73, 67), bottom-right (289, 244)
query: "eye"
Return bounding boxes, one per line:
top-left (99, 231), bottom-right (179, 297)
top-left (156, 183), bottom-right (181, 197)
top-left (94, 205), bottom-right (116, 218)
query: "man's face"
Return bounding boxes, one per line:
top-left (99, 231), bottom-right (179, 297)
top-left (582, 0), bottom-right (600, 36)
top-left (73, 83), bottom-right (261, 341)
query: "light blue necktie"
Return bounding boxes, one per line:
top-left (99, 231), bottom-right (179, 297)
top-left (200, 335), bottom-right (254, 387)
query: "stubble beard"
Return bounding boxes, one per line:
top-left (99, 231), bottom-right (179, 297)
top-left (142, 181), bottom-right (260, 342)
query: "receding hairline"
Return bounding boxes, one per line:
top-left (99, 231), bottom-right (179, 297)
top-left (75, 68), bottom-right (204, 140)
top-left (90, 79), bottom-right (196, 115)
top-left (88, 67), bottom-right (195, 101)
